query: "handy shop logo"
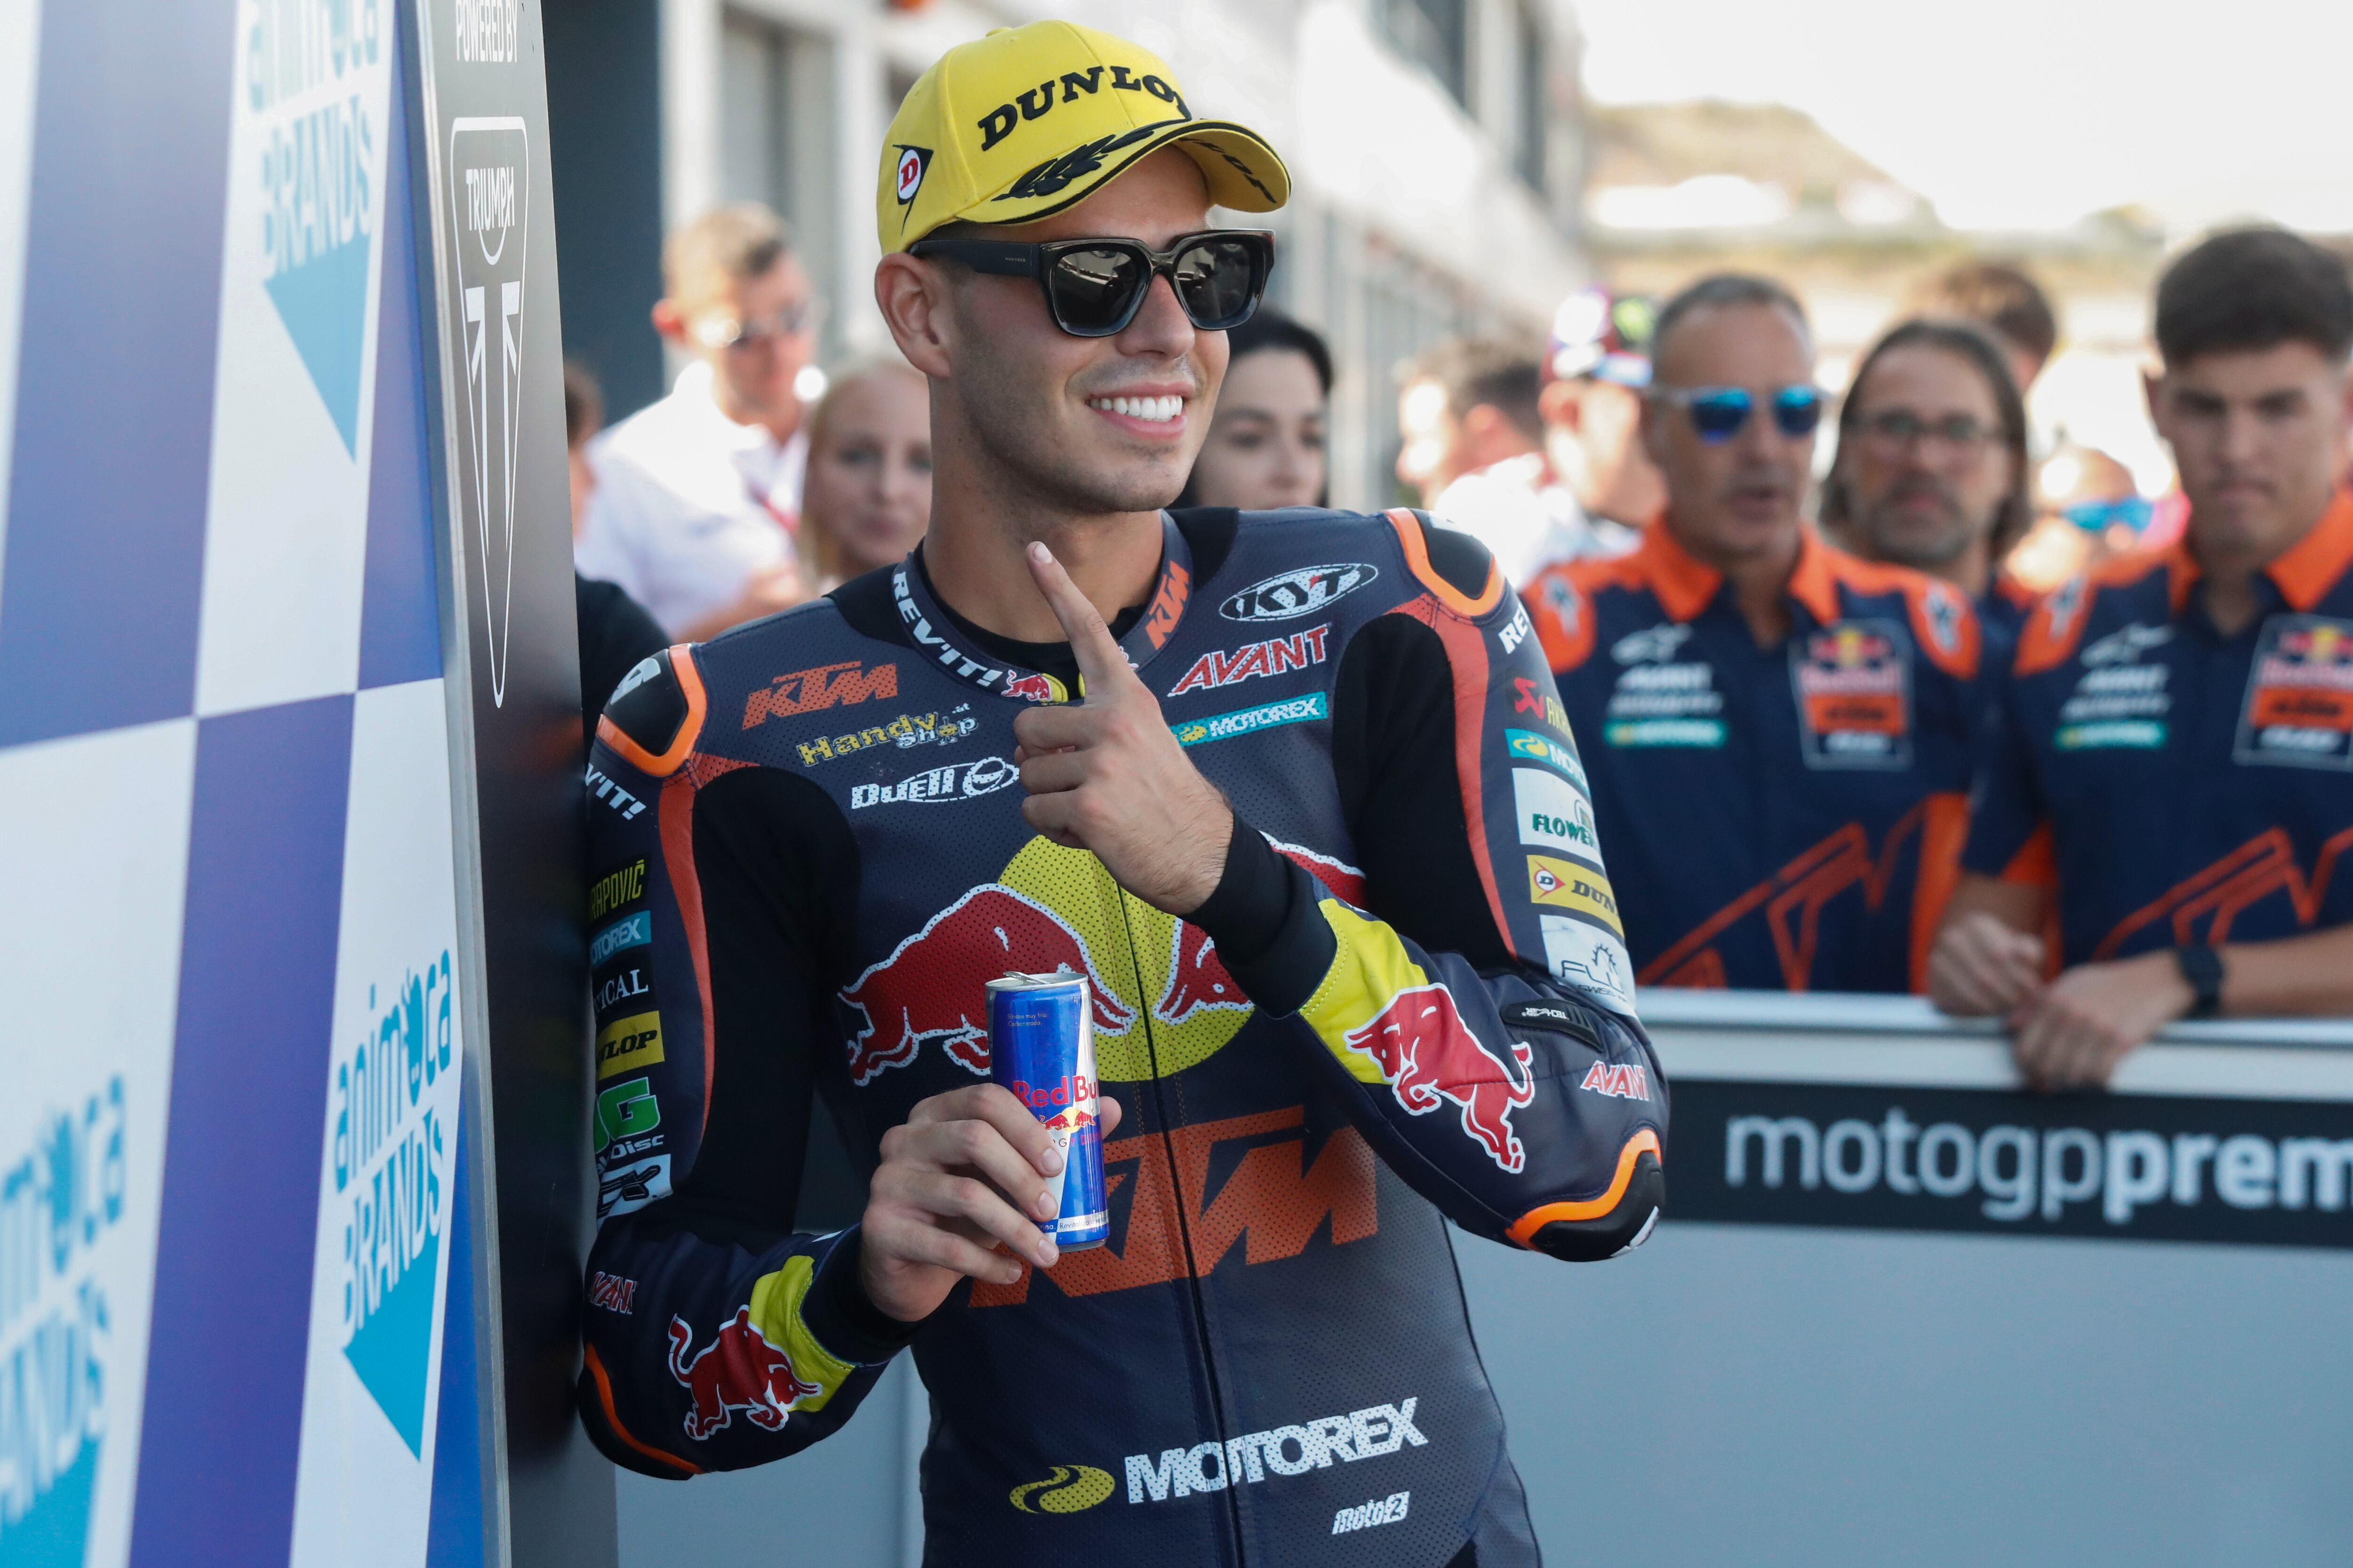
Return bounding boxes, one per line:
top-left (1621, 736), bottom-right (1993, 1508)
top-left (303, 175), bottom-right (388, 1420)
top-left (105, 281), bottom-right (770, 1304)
top-left (0, 1078), bottom-right (125, 1568)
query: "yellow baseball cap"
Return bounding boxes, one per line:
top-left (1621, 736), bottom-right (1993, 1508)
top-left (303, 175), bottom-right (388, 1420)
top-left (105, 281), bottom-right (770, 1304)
top-left (877, 20), bottom-right (1290, 254)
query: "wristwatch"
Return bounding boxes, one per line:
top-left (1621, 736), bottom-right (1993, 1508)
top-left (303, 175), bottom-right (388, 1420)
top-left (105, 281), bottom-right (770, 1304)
top-left (2175, 943), bottom-right (2225, 1019)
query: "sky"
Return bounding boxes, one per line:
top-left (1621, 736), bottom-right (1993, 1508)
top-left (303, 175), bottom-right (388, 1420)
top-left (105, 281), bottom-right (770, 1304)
top-left (1575, 0), bottom-right (2353, 235)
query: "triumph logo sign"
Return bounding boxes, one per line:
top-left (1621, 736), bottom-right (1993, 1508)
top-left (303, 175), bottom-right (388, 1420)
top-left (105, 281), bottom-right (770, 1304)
top-left (448, 117), bottom-right (529, 705)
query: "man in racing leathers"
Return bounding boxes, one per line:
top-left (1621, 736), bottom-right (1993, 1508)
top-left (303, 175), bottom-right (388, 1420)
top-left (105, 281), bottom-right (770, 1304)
top-left (574, 22), bottom-right (1665, 1567)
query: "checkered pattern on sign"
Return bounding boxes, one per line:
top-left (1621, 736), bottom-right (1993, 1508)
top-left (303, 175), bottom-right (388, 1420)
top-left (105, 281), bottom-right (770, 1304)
top-left (0, 11), bottom-right (482, 1568)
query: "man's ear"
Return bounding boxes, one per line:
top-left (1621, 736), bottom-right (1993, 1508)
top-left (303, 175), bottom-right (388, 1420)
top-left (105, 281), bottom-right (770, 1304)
top-left (875, 254), bottom-right (955, 381)
top-left (651, 298), bottom-right (688, 346)
top-left (1537, 378), bottom-right (1584, 436)
top-left (2141, 365), bottom-right (2166, 440)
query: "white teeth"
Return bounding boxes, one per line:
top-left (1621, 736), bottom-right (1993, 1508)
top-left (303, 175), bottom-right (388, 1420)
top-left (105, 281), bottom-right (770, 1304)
top-left (1091, 394), bottom-right (1182, 424)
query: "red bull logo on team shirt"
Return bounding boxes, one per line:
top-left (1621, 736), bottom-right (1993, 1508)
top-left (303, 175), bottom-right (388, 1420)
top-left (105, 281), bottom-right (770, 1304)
top-left (1344, 984), bottom-right (1537, 1172)
top-left (666, 1307), bottom-right (824, 1440)
top-left (2277, 623), bottom-right (2353, 665)
top-left (1795, 618), bottom-right (1912, 767)
top-left (2239, 615), bottom-right (2353, 762)
top-left (1808, 625), bottom-right (1896, 670)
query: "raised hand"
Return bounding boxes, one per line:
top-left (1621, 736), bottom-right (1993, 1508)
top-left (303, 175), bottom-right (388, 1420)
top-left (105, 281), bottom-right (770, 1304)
top-left (1011, 542), bottom-right (1233, 915)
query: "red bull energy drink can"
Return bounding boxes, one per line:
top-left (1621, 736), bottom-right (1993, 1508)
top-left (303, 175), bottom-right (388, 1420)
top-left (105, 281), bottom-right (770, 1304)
top-left (986, 971), bottom-right (1109, 1251)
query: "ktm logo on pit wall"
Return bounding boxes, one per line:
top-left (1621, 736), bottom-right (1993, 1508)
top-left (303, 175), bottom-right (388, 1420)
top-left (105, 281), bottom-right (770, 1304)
top-left (743, 660), bottom-right (898, 729)
top-left (971, 1105), bottom-right (1377, 1306)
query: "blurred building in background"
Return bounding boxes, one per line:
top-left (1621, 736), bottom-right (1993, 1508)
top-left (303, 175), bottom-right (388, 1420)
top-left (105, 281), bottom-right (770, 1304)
top-left (546, 0), bottom-right (1597, 512)
top-left (1580, 99), bottom-right (2173, 489)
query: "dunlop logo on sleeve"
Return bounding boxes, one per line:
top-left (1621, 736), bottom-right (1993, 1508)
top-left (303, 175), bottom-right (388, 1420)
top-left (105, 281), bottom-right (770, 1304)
top-left (597, 1011), bottom-right (664, 1080)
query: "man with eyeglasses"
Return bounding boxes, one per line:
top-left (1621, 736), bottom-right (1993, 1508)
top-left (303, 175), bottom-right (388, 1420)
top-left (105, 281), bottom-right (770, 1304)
top-left (1821, 319), bottom-right (2037, 638)
top-left (1525, 274), bottom-right (1990, 992)
top-left (1932, 227), bottom-right (2353, 1088)
top-left (571, 21), bottom-right (1664, 1566)
top-left (576, 202), bottom-right (826, 642)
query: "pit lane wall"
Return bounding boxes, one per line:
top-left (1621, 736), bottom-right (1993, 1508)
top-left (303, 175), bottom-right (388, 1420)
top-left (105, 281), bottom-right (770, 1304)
top-left (0, 3), bottom-right (591, 1567)
top-left (1461, 991), bottom-right (2353, 1568)
top-left (611, 992), bottom-right (2353, 1567)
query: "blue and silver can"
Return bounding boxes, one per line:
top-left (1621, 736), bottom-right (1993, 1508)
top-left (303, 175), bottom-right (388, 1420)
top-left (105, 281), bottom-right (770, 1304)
top-left (986, 971), bottom-right (1110, 1251)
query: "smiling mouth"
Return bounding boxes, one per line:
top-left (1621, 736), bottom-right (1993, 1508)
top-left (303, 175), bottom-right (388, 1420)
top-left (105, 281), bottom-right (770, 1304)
top-left (1088, 394), bottom-right (1184, 424)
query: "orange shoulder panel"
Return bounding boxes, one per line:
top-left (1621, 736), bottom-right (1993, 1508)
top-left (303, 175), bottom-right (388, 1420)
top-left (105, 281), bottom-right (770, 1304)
top-left (1386, 507), bottom-right (1503, 619)
top-left (595, 644), bottom-right (708, 778)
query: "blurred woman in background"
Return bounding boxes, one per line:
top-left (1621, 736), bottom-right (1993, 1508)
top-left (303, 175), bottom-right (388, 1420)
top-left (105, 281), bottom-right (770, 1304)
top-left (1180, 308), bottom-right (1331, 511)
top-left (798, 356), bottom-right (934, 590)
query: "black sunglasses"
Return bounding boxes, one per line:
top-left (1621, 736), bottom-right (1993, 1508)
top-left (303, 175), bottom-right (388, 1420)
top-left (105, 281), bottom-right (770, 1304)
top-left (909, 229), bottom-right (1274, 338)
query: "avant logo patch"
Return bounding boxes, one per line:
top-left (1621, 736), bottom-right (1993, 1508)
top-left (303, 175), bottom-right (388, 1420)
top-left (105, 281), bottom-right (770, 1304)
top-left (1167, 625), bottom-right (1329, 696)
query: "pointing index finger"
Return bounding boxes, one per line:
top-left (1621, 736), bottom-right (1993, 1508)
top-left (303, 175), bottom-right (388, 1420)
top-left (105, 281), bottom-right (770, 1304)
top-left (1025, 542), bottom-right (1135, 699)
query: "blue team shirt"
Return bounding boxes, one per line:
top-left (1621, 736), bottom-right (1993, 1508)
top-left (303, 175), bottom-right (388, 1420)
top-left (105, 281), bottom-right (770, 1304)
top-left (1527, 523), bottom-right (1989, 993)
top-left (1964, 492), bottom-right (2353, 964)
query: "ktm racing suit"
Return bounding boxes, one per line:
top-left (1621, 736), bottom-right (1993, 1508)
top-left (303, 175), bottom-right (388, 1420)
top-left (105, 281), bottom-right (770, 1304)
top-left (575, 506), bottom-right (1666, 1567)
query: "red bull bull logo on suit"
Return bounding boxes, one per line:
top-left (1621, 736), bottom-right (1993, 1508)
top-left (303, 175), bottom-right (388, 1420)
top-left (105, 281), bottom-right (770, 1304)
top-left (667, 1307), bottom-right (824, 1440)
top-left (839, 885), bottom-right (1138, 1084)
top-left (1343, 984), bottom-right (1537, 1173)
top-left (837, 833), bottom-right (1370, 1085)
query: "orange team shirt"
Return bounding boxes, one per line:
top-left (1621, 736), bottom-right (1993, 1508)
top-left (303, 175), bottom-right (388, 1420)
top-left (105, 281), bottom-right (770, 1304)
top-left (1964, 491), bottom-right (2353, 965)
top-left (1524, 524), bottom-right (1990, 992)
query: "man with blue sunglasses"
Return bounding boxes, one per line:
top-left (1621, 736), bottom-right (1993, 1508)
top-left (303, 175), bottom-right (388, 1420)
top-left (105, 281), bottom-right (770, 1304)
top-left (1526, 274), bottom-right (1991, 992)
